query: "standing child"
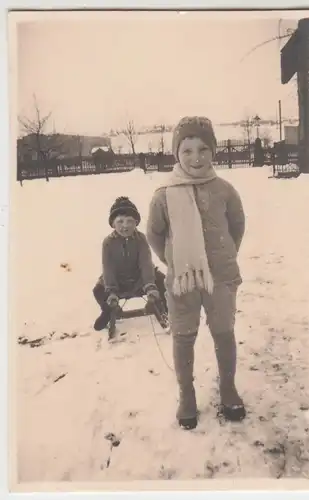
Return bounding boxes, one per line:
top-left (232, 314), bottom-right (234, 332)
top-left (146, 116), bottom-right (246, 430)
top-left (93, 196), bottom-right (168, 332)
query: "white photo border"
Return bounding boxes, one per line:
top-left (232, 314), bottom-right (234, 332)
top-left (2, 1), bottom-right (309, 499)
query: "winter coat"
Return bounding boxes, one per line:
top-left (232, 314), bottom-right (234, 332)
top-left (146, 177), bottom-right (245, 288)
top-left (98, 229), bottom-right (156, 295)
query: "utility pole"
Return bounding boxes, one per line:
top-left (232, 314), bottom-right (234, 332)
top-left (278, 100), bottom-right (282, 141)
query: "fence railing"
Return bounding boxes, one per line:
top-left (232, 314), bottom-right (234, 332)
top-left (16, 140), bottom-right (300, 182)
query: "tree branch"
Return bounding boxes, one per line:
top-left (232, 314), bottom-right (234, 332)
top-left (18, 95), bottom-right (65, 160)
top-left (116, 119), bottom-right (138, 155)
top-left (239, 33), bottom-right (293, 63)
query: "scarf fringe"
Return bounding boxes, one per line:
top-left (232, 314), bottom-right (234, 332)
top-left (173, 269), bottom-right (214, 296)
top-left (164, 163), bottom-right (217, 298)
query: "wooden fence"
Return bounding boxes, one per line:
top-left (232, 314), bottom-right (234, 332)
top-left (16, 140), bottom-right (299, 182)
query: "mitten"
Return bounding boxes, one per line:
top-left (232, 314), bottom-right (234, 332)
top-left (146, 288), bottom-right (160, 302)
top-left (107, 293), bottom-right (119, 307)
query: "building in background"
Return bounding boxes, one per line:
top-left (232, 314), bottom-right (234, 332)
top-left (284, 125), bottom-right (299, 145)
top-left (17, 134), bottom-right (112, 162)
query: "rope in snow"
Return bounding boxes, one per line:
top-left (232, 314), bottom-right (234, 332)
top-left (139, 296), bottom-right (174, 372)
top-left (147, 306), bottom-right (174, 373)
top-left (145, 300), bottom-right (205, 375)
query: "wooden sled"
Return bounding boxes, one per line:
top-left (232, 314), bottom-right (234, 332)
top-left (108, 294), bottom-right (169, 341)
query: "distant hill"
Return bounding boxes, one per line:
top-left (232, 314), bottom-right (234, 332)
top-left (108, 119), bottom-right (298, 138)
top-left (217, 119), bottom-right (298, 127)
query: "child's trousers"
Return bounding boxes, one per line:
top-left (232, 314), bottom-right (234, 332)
top-left (93, 267), bottom-right (168, 313)
top-left (166, 281), bottom-right (238, 337)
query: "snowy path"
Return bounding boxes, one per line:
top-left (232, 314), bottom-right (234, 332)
top-left (12, 167), bottom-right (309, 484)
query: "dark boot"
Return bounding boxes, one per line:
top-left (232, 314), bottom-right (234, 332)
top-left (173, 332), bottom-right (198, 429)
top-left (93, 309), bottom-right (111, 331)
top-left (211, 330), bottom-right (246, 421)
top-left (93, 282), bottom-right (111, 331)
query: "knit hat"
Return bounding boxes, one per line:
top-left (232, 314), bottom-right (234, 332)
top-left (172, 116), bottom-right (217, 161)
top-left (109, 196), bottom-right (141, 227)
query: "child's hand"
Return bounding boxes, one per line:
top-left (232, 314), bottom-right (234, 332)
top-left (107, 293), bottom-right (119, 307)
top-left (146, 289), bottom-right (160, 302)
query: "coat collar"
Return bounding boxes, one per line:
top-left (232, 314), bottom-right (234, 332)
top-left (110, 229), bottom-right (138, 240)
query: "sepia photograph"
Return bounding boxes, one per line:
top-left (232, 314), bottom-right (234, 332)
top-left (8, 8), bottom-right (309, 491)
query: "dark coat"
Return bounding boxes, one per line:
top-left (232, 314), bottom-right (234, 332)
top-left (98, 229), bottom-right (156, 295)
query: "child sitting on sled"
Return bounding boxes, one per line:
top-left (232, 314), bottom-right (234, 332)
top-left (93, 196), bottom-right (168, 331)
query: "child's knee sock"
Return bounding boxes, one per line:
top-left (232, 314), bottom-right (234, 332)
top-left (211, 330), bottom-right (242, 406)
top-left (172, 332), bottom-right (197, 419)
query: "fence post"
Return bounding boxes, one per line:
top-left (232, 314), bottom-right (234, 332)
top-left (272, 148), bottom-right (276, 177)
top-left (157, 152), bottom-right (163, 172)
top-left (227, 139), bottom-right (232, 169)
top-left (139, 153), bottom-right (146, 173)
top-left (253, 137), bottom-right (265, 166)
top-left (248, 142), bottom-right (252, 166)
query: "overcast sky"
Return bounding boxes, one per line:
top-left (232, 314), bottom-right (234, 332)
top-left (16, 10), bottom-right (307, 136)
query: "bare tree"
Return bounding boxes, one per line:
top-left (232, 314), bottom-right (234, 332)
top-left (239, 21), bottom-right (299, 105)
top-left (239, 33), bottom-right (292, 63)
top-left (240, 115), bottom-right (257, 166)
top-left (241, 116), bottom-right (255, 145)
top-left (239, 19), bottom-right (297, 63)
top-left (260, 128), bottom-right (273, 148)
top-left (18, 94), bottom-right (64, 160)
top-left (116, 120), bottom-right (138, 155)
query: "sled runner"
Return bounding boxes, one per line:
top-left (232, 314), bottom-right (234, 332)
top-left (107, 293), bottom-right (169, 341)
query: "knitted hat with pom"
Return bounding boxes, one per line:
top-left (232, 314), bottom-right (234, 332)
top-left (172, 116), bottom-right (217, 161)
top-left (108, 196), bottom-right (141, 227)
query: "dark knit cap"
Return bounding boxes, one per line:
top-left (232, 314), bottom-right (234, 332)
top-left (109, 196), bottom-right (141, 227)
top-left (172, 116), bottom-right (217, 161)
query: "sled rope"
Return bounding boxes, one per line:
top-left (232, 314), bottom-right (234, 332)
top-left (145, 300), bottom-right (204, 374)
top-left (143, 298), bottom-right (174, 373)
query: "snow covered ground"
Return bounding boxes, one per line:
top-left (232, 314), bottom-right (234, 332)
top-left (10, 165), bottom-right (309, 489)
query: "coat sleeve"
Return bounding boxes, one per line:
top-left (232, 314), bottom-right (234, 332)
top-left (137, 233), bottom-right (156, 292)
top-left (226, 185), bottom-right (246, 252)
top-left (146, 189), bottom-right (168, 265)
top-left (102, 238), bottom-right (119, 294)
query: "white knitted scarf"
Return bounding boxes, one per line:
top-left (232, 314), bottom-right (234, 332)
top-left (159, 162), bottom-right (217, 296)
